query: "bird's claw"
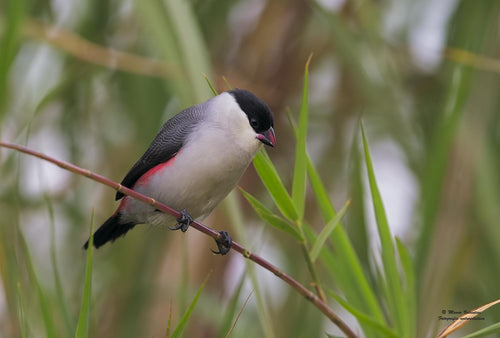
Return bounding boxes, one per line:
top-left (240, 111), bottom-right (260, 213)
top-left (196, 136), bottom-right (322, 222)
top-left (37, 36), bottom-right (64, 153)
top-left (171, 209), bottom-right (192, 232)
top-left (211, 231), bottom-right (232, 255)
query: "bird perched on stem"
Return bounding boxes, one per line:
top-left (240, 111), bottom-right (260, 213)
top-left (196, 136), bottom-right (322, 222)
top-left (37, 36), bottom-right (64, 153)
top-left (84, 89), bottom-right (275, 254)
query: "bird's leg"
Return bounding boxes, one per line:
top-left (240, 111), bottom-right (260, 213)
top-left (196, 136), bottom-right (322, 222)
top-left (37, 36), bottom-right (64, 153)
top-left (170, 209), bottom-right (192, 232)
top-left (211, 231), bottom-right (232, 255)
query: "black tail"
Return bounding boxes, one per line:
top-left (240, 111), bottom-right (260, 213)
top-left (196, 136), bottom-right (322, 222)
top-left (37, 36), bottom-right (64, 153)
top-left (83, 213), bottom-right (137, 249)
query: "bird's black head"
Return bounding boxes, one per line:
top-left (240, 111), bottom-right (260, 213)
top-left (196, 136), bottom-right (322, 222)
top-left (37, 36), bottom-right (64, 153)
top-left (229, 89), bottom-right (276, 147)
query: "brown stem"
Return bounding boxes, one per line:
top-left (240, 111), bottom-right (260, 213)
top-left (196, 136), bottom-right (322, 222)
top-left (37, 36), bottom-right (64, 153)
top-left (0, 141), bottom-right (357, 338)
top-left (22, 19), bottom-right (183, 79)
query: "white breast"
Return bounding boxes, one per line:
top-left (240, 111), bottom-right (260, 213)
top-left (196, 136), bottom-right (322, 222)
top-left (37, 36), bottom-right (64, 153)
top-left (121, 93), bottom-right (262, 227)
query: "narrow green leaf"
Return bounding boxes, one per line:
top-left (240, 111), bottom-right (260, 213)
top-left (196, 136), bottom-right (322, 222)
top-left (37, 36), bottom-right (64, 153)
top-left (223, 192), bottom-right (276, 338)
top-left (171, 272), bottom-right (211, 338)
top-left (203, 73), bottom-right (218, 96)
top-left (17, 229), bottom-right (57, 338)
top-left (218, 272), bottom-right (246, 337)
top-left (396, 237), bottom-right (416, 335)
top-left (165, 302), bottom-right (173, 338)
top-left (135, 0), bottom-right (212, 105)
top-left (416, 65), bottom-right (471, 277)
top-left (45, 194), bottom-right (74, 336)
top-left (310, 200), bottom-right (350, 262)
top-left (253, 148), bottom-right (298, 221)
top-left (287, 109), bottom-right (336, 222)
top-left (463, 322), bottom-right (500, 338)
top-left (361, 123), bottom-right (407, 336)
top-left (75, 211), bottom-right (95, 338)
top-left (16, 282), bottom-right (27, 338)
top-left (289, 111), bottom-right (385, 332)
top-left (328, 290), bottom-right (397, 338)
top-left (291, 55), bottom-right (312, 220)
top-left (222, 76), bottom-right (233, 90)
top-left (240, 188), bottom-right (303, 241)
top-left (0, 0), bottom-right (26, 113)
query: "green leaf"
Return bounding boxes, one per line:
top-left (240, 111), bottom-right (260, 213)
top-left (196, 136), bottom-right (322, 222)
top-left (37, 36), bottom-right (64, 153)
top-left (291, 55), bottom-right (312, 220)
top-left (361, 123), bottom-right (407, 336)
top-left (287, 109), bottom-right (336, 223)
top-left (0, 0), bottom-right (26, 114)
top-left (222, 192), bottom-right (276, 338)
top-left (135, 0), bottom-right (212, 105)
top-left (75, 211), bottom-right (95, 338)
top-left (222, 76), bottom-right (233, 90)
top-left (396, 237), bottom-right (416, 335)
top-left (165, 302), bottom-right (173, 338)
top-left (328, 289), bottom-right (397, 338)
top-left (46, 194), bottom-right (74, 336)
top-left (416, 65), bottom-right (471, 277)
top-left (203, 73), bottom-right (218, 96)
top-left (218, 272), bottom-right (246, 337)
top-left (240, 188), bottom-right (303, 241)
top-left (309, 199), bottom-right (350, 262)
top-left (289, 111), bottom-right (385, 334)
top-left (171, 272), bottom-right (211, 338)
top-left (17, 228), bottom-right (57, 338)
top-left (253, 148), bottom-right (298, 221)
top-left (463, 322), bottom-right (500, 338)
top-left (16, 282), bottom-right (27, 338)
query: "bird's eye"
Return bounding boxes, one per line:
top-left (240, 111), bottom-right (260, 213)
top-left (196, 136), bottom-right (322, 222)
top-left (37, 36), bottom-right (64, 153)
top-left (250, 118), bottom-right (259, 129)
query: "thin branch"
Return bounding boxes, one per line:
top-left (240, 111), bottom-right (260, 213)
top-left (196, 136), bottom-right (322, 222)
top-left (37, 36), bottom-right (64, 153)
top-left (0, 141), bottom-right (357, 338)
top-left (22, 18), bottom-right (183, 79)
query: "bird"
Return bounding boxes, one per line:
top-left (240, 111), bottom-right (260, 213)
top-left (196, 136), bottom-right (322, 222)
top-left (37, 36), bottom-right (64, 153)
top-left (84, 89), bottom-right (275, 254)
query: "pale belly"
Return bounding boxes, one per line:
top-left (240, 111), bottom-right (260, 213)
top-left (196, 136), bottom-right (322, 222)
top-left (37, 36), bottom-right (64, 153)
top-left (119, 141), bottom-right (257, 227)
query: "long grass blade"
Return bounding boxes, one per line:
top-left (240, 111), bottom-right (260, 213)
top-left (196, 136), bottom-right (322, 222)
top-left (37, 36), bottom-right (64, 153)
top-left (361, 123), bottom-right (407, 336)
top-left (253, 148), bottom-right (298, 221)
top-left (240, 188), bottom-right (303, 241)
top-left (203, 73), bottom-right (218, 96)
top-left (218, 272), bottom-right (246, 337)
top-left (17, 229), bottom-right (57, 337)
top-left (328, 289), bottom-right (397, 338)
top-left (171, 272), bottom-right (211, 338)
top-left (291, 55), bottom-right (312, 220)
top-left (75, 211), bottom-right (95, 338)
top-left (289, 111), bottom-right (385, 330)
top-left (16, 282), bottom-right (27, 338)
top-left (134, 0), bottom-right (212, 105)
top-left (45, 194), bottom-right (74, 336)
top-left (0, 0), bottom-right (26, 113)
top-left (224, 290), bottom-right (254, 338)
top-left (165, 302), bottom-right (173, 338)
top-left (463, 322), bottom-right (500, 338)
top-left (415, 65), bottom-right (471, 277)
top-left (309, 200), bottom-right (350, 262)
top-left (223, 192), bottom-right (276, 338)
top-left (396, 237), bottom-right (416, 335)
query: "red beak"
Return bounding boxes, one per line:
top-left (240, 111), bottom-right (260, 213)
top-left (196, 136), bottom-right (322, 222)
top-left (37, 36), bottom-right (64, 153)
top-left (257, 127), bottom-right (276, 147)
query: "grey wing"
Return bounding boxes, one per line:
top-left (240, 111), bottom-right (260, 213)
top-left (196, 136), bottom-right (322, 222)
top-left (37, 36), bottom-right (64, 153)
top-left (115, 105), bottom-right (203, 200)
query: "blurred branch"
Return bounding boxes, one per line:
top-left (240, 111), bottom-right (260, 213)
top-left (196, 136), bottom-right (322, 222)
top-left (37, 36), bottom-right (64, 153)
top-left (21, 18), bottom-right (183, 78)
top-left (0, 141), bottom-right (357, 338)
top-left (445, 47), bottom-right (500, 74)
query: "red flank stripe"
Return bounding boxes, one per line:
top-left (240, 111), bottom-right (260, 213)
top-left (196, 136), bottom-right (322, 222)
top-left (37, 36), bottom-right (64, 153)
top-left (135, 154), bottom-right (178, 187)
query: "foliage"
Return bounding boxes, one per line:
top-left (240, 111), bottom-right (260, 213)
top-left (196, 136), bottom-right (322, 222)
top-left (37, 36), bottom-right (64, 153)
top-left (1, 0), bottom-right (500, 337)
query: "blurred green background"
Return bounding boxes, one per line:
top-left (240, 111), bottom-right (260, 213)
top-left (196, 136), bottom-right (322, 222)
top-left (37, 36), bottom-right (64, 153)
top-left (1, 0), bottom-right (500, 337)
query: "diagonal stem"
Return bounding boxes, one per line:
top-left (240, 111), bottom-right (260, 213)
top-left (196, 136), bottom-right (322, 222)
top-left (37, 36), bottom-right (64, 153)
top-left (0, 141), bottom-right (357, 338)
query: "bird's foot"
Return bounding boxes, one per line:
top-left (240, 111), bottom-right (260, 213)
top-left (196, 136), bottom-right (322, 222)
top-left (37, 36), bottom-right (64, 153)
top-left (211, 231), bottom-right (232, 255)
top-left (170, 209), bottom-right (192, 232)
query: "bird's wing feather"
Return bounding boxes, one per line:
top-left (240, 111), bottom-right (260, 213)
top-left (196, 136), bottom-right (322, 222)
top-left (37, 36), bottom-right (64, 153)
top-left (116, 105), bottom-right (203, 200)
